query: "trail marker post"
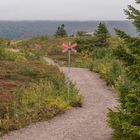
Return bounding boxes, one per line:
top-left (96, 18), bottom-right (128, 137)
top-left (62, 42), bottom-right (77, 102)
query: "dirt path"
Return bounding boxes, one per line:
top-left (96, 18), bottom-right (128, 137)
top-left (1, 66), bottom-right (118, 140)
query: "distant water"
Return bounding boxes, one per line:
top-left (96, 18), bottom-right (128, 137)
top-left (0, 20), bottom-right (137, 39)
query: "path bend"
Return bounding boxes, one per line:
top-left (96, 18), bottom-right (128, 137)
top-left (1, 67), bottom-right (118, 140)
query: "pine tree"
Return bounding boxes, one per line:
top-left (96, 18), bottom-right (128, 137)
top-left (108, 1), bottom-right (140, 139)
top-left (94, 22), bottom-right (109, 37)
top-left (94, 22), bottom-right (110, 47)
top-left (114, 0), bottom-right (140, 81)
top-left (55, 24), bottom-right (68, 37)
top-left (124, 0), bottom-right (140, 33)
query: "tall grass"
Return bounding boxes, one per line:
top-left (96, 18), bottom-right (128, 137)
top-left (0, 42), bottom-right (82, 136)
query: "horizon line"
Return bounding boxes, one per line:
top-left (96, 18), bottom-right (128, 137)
top-left (0, 19), bottom-right (130, 22)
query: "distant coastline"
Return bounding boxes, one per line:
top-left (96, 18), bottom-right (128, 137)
top-left (0, 20), bottom-right (137, 39)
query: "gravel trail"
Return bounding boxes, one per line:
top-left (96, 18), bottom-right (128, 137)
top-left (1, 67), bottom-right (118, 140)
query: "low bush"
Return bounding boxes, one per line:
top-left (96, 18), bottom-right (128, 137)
top-left (0, 80), bottom-right (81, 136)
top-left (0, 48), bottom-right (26, 62)
top-left (89, 47), bottom-right (126, 86)
top-left (0, 60), bottom-right (82, 136)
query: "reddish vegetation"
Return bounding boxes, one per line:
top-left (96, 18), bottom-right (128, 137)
top-left (35, 43), bottom-right (42, 49)
top-left (0, 80), bottom-right (18, 88)
top-left (0, 92), bottom-right (13, 102)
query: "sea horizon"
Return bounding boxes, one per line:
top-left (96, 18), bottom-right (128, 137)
top-left (0, 20), bottom-right (137, 39)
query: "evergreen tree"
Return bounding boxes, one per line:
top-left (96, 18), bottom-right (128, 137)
top-left (108, 1), bottom-right (140, 139)
top-left (94, 22), bottom-right (110, 47)
top-left (94, 22), bottom-right (109, 37)
top-left (55, 24), bottom-right (68, 37)
top-left (124, 0), bottom-right (140, 33)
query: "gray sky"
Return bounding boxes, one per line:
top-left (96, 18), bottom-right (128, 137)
top-left (0, 0), bottom-right (135, 21)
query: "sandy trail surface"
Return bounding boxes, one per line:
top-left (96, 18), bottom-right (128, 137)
top-left (1, 65), bottom-right (118, 140)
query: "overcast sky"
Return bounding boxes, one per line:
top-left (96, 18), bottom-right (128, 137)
top-left (0, 0), bottom-right (135, 21)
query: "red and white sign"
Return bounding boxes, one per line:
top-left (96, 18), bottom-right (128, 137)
top-left (62, 43), bottom-right (77, 53)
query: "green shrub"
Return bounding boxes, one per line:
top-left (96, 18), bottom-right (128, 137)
top-left (0, 79), bottom-right (81, 136)
top-left (0, 59), bottom-right (82, 136)
top-left (90, 47), bottom-right (111, 59)
top-left (76, 37), bottom-right (95, 52)
top-left (86, 44), bottom-right (140, 139)
top-left (0, 48), bottom-right (26, 62)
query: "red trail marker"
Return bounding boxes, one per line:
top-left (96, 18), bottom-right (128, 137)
top-left (62, 43), bottom-right (77, 53)
top-left (62, 42), bottom-right (77, 102)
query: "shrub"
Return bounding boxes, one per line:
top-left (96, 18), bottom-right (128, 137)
top-left (0, 48), bottom-right (26, 62)
top-left (0, 79), bottom-right (81, 136)
top-left (0, 60), bottom-right (82, 136)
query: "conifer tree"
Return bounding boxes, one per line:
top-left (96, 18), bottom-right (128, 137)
top-left (94, 22), bottom-right (110, 47)
top-left (55, 24), bottom-right (68, 37)
top-left (108, 1), bottom-right (140, 139)
top-left (114, 0), bottom-right (140, 80)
